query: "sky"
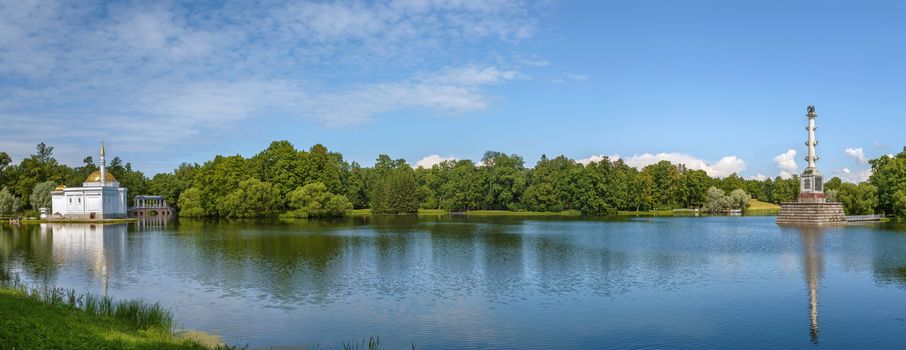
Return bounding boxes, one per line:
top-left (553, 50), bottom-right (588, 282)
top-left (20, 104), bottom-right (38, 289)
top-left (1, 0), bottom-right (904, 182)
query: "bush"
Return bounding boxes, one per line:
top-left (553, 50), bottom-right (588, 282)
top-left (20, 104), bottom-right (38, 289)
top-left (0, 188), bottom-right (20, 216)
top-left (286, 182), bottom-right (353, 218)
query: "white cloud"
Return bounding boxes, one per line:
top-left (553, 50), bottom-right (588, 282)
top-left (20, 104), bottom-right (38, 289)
top-left (577, 154), bottom-right (619, 165)
top-left (835, 167), bottom-right (872, 183)
top-left (0, 0), bottom-right (547, 173)
top-left (584, 152), bottom-right (745, 178)
top-left (773, 149), bottom-right (798, 179)
top-left (749, 174), bottom-right (769, 181)
top-left (423, 65), bottom-right (521, 86)
top-left (415, 154), bottom-right (458, 168)
top-left (844, 147), bottom-right (868, 164)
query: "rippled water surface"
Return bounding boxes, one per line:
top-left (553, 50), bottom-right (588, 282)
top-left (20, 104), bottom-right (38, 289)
top-left (3, 216), bottom-right (906, 349)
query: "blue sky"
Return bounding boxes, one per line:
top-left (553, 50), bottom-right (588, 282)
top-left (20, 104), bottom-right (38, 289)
top-left (1, 0), bottom-right (903, 182)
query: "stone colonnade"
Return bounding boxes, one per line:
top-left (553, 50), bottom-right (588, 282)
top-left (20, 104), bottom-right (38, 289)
top-left (136, 196), bottom-right (167, 208)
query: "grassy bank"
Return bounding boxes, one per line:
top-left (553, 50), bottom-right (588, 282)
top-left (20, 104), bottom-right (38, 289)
top-left (746, 199), bottom-right (781, 215)
top-left (618, 210), bottom-right (677, 217)
top-left (0, 288), bottom-right (216, 350)
top-left (350, 200), bottom-right (783, 218)
top-left (0, 268), bottom-right (231, 350)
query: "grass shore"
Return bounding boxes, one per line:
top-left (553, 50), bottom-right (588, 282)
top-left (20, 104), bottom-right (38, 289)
top-left (0, 266), bottom-right (233, 350)
top-left (0, 287), bottom-right (219, 350)
top-left (350, 200), bottom-right (780, 218)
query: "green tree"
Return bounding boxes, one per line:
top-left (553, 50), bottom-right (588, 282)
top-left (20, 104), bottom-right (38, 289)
top-left (193, 155), bottom-right (249, 215)
top-left (892, 190), bottom-right (906, 222)
top-left (643, 161), bottom-right (681, 209)
top-left (480, 151), bottom-right (527, 210)
top-left (0, 188), bottom-right (20, 216)
top-left (824, 177), bottom-right (843, 192)
top-left (679, 169), bottom-right (712, 208)
top-left (217, 178), bottom-right (283, 217)
top-left (770, 176), bottom-right (800, 204)
top-left (632, 171), bottom-right (655, 211)
top-left (148, 163), bottom-right (198, 208)
top-left (437, 160), bottom-right (484, 211)
top-left (703, 186), bottom-right (730, 213)
top-left (372, 165), bottom-right (420, 214)
top-left (29, 181), bottom-right (55, 209)
top-left (345, 162), bottom-right (369, 208)
top-left (107, 157), bottom-right (147, 206)
top-left (869, 149), bottom-right (906, 215)
top-left (727, 189), bottom-right (751, 212)
top-left (523, 155), bottom-right (578, 212)
top-left (251, 141), bottom-right (304, 200)
top-left (0, 152), bottom-right (11, 186)
top-left (177, 187), bottom-right (205, 217)
top-left (836, 182), bottom-right (877, 215)
top-left (286, 182), bottom-right (353, 218)
top-left (301, 144), bottom-right (345, 194)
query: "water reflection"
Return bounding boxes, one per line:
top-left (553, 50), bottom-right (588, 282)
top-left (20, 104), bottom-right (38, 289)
top-left (2, 217), bottom-right (906, 349)
top-left (799, 227), bottom-right (823, 343)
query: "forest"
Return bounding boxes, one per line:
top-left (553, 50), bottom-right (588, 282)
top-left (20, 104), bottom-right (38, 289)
top-left (1, 141), bottom-right (904, 220)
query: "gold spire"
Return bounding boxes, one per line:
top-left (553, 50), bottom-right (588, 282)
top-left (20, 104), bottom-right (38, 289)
top-left (100, 141), bottom-right (105, 157)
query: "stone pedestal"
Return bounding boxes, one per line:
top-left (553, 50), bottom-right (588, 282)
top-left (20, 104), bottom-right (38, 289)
top-left (777, 202), bottom-right (846, 225)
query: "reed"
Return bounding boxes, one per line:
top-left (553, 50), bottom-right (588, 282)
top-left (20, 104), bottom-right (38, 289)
top-left (0, 264), bottom-right (175, 332)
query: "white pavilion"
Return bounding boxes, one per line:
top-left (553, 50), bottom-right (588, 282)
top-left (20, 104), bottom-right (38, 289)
top-left (51, 142), bottom-right (128, 219)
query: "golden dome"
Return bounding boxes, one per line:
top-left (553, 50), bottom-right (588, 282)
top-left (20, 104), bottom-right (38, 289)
top-left (85, 170), bottom-right (117, 182)
top-left (54, 184), bottom-right (66, 191)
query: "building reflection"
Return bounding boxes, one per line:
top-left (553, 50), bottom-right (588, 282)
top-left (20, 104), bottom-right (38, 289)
top-left (40, 223), bottom-right (128, 296)
top-left (794, 226), bottom-right (824, 344)
top-left (135, 213), bottom-right (175, 230)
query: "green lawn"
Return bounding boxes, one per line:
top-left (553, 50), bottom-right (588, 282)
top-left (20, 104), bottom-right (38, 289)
top-left (747, 199), bottom-right (781, 214)
top-left (0, 288), bottom-right (214, 350)
top-left (617, 210), bottom-right (677, 217)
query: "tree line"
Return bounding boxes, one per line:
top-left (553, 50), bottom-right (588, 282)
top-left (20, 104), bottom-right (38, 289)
top-left (2, 142), bottom-right (905, 220)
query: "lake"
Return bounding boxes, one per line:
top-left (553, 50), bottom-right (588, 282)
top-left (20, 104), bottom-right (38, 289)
top-left (2, 216), bottom-right (906, 349)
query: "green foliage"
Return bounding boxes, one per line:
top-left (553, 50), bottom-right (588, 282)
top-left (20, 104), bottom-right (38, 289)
top-left (345, 162), bottom-right (369, 208)
top-left (727, 189), bottom-right (752, 213)
top-left (893, 190), bottom-right (906, 222)
top-left (0, 188), bottom-right (20, 215)
top-left (679, 169), bottom-right (712, 208)
top-left (148, 163), bottom-right (197, 209)
top-left (286, 182), bottom-right (353, 218)
top-left (703, 187), bottom-right (730, 213)
top-left (824, 177), bottom-right (843, 192)
top-left (177, 187), bottom-right (205, 217)
top-left (770, 176), bottom-right (800, 203)
top-left (29, 181), bottom-right (55, 210)
top-left (869, 148), bottom-right (906, 215)
top-left (107, 157), bottom-right (148, 206)
top-left (480, 151), bottom-right (527, 210)
top-left (836, 182), bottom-right (878, 215)
top-left (703, 187), bottom-right (750, 213)
top-left (217, 178), bottom-right (283, 218)
top-left (372, 165), bottom-right (420, 215)
top-left (10, 140), bottom-right (900, 218)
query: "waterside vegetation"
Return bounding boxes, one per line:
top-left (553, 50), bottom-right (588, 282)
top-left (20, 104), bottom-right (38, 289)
top-left (0, 265), bottom-right (233, 350)
top-left (2, 143), bottom-right (905, 220)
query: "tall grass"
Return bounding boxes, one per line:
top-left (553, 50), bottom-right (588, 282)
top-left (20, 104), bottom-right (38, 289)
top-left (317, 337), bottom-right (416, 350)
top-left (0, 264), bottom-right (174, 332)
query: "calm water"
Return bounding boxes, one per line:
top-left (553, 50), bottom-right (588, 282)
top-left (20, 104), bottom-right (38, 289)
top-left (3, 216), bottom-right (906, 349)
